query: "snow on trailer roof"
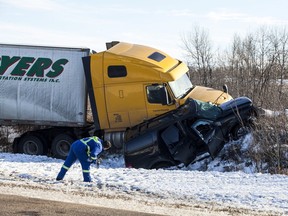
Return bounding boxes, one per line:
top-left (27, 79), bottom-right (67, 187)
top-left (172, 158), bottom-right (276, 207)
top-left (0, 42), bottom-right (90, 52)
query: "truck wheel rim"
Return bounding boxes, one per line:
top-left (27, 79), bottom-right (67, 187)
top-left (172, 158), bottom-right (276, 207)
top-left (23, 141), bottom-right (39, 155)
top-left (57, 141), bottom-right (70, 156)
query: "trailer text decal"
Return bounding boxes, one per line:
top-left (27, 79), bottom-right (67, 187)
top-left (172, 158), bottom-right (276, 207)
top-left (0, 55), bottom-right (69, 83)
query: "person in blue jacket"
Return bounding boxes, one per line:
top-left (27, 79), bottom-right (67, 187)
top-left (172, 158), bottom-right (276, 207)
top-left (56, 136), bottom-right (111, 182)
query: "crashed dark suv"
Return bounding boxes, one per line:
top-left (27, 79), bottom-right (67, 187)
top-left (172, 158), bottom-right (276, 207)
top-left (124, 97), bottom-right (257, 169)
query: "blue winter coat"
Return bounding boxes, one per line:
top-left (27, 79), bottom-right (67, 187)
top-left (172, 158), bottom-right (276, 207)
top-left (79, 136), bottom-right (103, 161)
top-left (56, 136), bottom-right (103, 182)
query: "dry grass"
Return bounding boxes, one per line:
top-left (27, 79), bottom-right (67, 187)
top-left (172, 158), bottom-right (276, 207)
top-left (249, 115), bottom-right (288, 174)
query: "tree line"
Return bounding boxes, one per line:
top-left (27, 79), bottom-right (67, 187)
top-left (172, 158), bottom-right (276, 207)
top-left (182, 26), bottom-right (288, 110)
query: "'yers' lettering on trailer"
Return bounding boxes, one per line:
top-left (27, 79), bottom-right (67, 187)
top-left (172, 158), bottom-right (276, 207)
top-left (0, 55), bottom-right (69, 78)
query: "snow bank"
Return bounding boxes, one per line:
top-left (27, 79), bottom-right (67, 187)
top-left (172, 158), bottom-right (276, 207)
top-left (0, 151), bottom-right (287, 216)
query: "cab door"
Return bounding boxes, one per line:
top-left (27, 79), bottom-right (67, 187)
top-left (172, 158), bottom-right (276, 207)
top-left (105, 83), bottom-right (148, 129)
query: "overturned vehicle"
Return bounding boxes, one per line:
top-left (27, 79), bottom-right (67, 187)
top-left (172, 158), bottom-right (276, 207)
top-left (124, 97), bottom-right (257, 169)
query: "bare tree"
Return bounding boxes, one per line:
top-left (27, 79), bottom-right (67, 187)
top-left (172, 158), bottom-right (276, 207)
top-left (271, 27), bottom-right (288, 103)
top-left (181, 26), bottom-right (214, 87)
top-left (221, 27), bottom-right (288, 109)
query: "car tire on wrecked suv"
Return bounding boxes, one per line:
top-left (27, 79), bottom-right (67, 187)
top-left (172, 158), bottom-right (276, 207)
top-left (151, 161), bottom-right (175, 169)
top-left (231, 123), bottom-right (253, 140)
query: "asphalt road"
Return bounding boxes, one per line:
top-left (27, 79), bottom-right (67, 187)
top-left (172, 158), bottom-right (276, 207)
top-left (0, 194), bottom-right (163, 216)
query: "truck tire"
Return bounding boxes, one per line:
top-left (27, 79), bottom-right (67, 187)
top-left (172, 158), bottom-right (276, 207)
top-left (51, 134), bottom-right (75, 159)
top-left (18, 135), bottom-right (46, 155)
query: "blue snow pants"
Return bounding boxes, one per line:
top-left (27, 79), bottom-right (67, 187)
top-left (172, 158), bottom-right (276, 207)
top-left (56, 140), bottom-right (92, 182)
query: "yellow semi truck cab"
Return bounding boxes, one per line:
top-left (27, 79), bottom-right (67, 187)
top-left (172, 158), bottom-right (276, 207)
top-left (83, 42), bottom-right (232, 136)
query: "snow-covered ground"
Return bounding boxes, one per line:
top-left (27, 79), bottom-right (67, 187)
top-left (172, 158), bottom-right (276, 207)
top-left (0, 134), bottom-right (288, 216)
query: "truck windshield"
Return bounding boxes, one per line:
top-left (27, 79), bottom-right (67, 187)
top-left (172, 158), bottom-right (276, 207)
top-left (168, 73), bottom-right (193, 98)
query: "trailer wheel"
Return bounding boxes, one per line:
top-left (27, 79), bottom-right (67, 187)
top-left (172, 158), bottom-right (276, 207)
top-left (51, 134), bottom-right (75, 159)
top-left (18, 135), bottom-right (46, 155)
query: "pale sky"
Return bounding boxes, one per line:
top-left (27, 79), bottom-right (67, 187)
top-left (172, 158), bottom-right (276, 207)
top-left (0, 0), bottom-right (288, 59)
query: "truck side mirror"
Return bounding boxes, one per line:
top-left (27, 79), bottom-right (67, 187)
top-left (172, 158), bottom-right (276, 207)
top-left (223, 84), bottom-right (228, 93)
